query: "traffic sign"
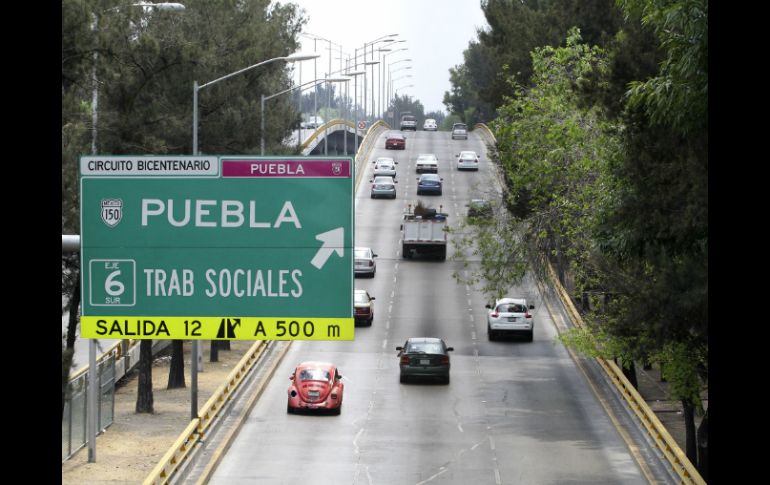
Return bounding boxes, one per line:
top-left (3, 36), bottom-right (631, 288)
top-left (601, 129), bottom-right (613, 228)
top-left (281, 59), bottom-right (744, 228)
top-left (79, 156), bottom-right (354, 340)
top-left (357, 120), bottom-right (366, 130)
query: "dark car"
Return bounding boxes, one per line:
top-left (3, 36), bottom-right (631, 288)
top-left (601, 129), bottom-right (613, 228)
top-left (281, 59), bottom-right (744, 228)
top-left (416, 173), bottom-right (443, 195)
top-left (385, 132), bottom-right (406, 150)
top-left (396, 337), bottom-right (454, 384)
top-left (354, 289), bottom-right (375, 326)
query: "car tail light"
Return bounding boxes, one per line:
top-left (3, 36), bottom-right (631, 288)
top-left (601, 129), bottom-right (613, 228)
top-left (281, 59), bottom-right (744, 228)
top-left (369, 261), bottom-right (374, 267)
top-left (331, 393), bottom-right (338, 400)
top-left (440, 356), bottom-right (450, 365)
top-left (400, 356), bottom-right (410, 365)
top-left (490, 312), bottom-right (499, 318)
top-left (525, 312), bottom-right (531, 318)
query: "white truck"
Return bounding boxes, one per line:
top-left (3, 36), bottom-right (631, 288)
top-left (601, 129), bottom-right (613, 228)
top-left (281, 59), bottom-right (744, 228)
top-left (400, 205), bottom-right (448, 260)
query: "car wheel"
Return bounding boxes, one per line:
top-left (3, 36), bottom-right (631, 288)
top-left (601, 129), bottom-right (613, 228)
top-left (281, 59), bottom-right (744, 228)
top-left (400, 374), bottom-right (407, 384)
top-left (527, 329), bottom-right (534, 342)
top-left (333, 405), bottom-right (342, 416)
top-left (367, 317), bottom-right (373, 327)
top-left (287, 405), bottom-right (294, 414)
top-left (443, 375), bottom-right (450, 385)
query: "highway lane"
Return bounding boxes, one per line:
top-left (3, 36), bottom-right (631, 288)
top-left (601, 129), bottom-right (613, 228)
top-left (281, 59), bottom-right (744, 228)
top-left (207, 129), bottom-right (647, 484)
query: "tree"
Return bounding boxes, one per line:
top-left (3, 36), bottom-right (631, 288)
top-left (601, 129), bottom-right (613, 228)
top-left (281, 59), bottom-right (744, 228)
top-left (167, 340), bottom-right (186, 389)
top-left (136, 340), bottom-right (154, 413)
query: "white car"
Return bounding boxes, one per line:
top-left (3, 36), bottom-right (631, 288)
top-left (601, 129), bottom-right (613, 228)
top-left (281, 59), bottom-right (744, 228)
top-left (415, 153), bottom-right (439, 173)
top-left (486, 298), bottom-right (534, 341)
top-left (354, 247), bottom-right (377, 277)
top-left (423, 118), bottom-right (438, 131)
top-left (456, 150), bottom-right (480, 171)
top-left (372, 157), bottom-right (398, 178)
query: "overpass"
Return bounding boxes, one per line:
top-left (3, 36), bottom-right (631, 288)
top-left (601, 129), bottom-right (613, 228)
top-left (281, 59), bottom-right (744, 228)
top-left (284, 119), bottom-right (388, 156)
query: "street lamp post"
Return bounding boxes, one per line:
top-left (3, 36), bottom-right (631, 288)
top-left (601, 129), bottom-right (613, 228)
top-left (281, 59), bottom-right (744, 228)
top-left (381, 48), bottom-right (408, 119)
top-left (193, 53), bottom-right (319, 155)
top-left (394, 83), bottom-right (415, 127)
top-left (345, 70), bottom-right (366, 157)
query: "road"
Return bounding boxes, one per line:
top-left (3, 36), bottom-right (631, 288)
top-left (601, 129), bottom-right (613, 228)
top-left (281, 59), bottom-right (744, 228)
top-left (207, 129), bottom-right (647, 484)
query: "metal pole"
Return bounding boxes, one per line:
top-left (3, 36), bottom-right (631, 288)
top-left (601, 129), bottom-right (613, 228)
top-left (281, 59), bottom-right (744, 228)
top-left (191, 339), bottom-right (198, 419)
top-left (192, 81), bottom-right (198, 154)
top-left (297, 61), bottom-right (302, 151)
top-left (91, 14), bottom-right (98, 155)
top-left (88, 339), bottom-right (97, 462)
top-left (314, 38), bottom-right (318, 131)
top-left (261, 94), bottom-right (266, 156)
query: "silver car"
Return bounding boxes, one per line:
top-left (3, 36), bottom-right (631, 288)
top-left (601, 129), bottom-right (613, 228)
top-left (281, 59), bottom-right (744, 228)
top-left (451, 123), bottom-right (468, 140)
top-left (486, 298), bottom-right (535, 341)
top-left (354, 247), bottom-right (377, 277)
top-left (397, 337), bottom-right (454, 384)
top-left (370, 176), bottom-right (397, 199)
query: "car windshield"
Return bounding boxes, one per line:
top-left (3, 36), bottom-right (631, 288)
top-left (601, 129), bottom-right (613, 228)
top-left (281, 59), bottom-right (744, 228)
top-left (498, 303), bottom-right (526, 313)
top-left (354, 292), bottom-right (370, 304)
top-left (454, 124), bottom-right (467, 130)
top-left (299, 368), bottom-right (331, 381)
top-left (421, 175), bottom-right (440, 182)
top-left (354, 249), bottom-right (370, 258)
top-left (374, 177), bottom-right (393, 184)
top-left (406, 342), bottom-right (444, 354)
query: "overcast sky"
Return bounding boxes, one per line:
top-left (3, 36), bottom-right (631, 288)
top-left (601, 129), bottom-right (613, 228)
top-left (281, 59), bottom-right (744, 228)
top-left (285, 0), bottom-right (489, 115)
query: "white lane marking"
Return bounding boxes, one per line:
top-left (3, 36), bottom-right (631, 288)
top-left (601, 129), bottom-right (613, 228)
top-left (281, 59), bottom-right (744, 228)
top-left (353, 428), bottom-right (364, 454)
top-left (386, 320), bottom-right (390, 330)
top-left (415, 467), bottom-right (449, 485)
top-left (469, 314), bottom-right (474, 322)
top-left (391, 290), bottom-right (395, 298)
top-left (467, 298), bottom-right (472, 306)
top-left (382, 339), bottom-right (387, 350)
top-left (489, 435), bottom-right (496, 451)
top-left (457, 423), bottom-right (464, 433)
top-left (495, 468), bottom-right (502, 485)
top-left (471, 331), bottom-right (477, 340)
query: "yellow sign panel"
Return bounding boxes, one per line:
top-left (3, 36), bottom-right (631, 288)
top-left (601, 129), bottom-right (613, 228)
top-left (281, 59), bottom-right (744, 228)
top-left (81, 316), bottom-right (354, 340)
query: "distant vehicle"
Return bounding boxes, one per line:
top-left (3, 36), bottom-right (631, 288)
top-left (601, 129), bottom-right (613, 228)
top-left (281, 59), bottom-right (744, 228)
top-left (401, 205), bottom-right (448, 260)
top-left (451, 123), bottom-right (468, 140)
top-left (396, 337), bottom-right (454, 384)
top-left (372, 157), bottom-right (398, 178)
top-left (354, 247), bottom-right (377, 277)
top-left (400, 114), bottom-right (417, 131)
top-left (354, 289), bottom-right (375, 326)
top-left (370, 176), bottom-right (397, 199)
top-left (287, 362), bottom-right (344, 414)
top-left (415, 153), bottom-right (438, 173)
top-left (301, 115), bottom-right (325, 129)
top-left (423, 118), bottom-right (438, 131)
top-left (456, 150), bottom-right (480, 171)
top-left (486, 298), bottom-right (535, 341)
top-left (466, 199), bottom-right (493, 221)
top-left (416, 173), bottom-right (443, 195)
top-left (385, 132), bottom-right (406, 150)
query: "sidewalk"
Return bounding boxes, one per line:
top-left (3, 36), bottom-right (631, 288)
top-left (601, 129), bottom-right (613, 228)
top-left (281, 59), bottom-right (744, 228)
top-left (635, 362), bottom-right (708, 453)
top-left (62, 340), bottom-right (255, 485)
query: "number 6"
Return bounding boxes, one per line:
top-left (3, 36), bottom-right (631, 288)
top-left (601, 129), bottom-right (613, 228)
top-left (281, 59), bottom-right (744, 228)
top-left (106, 270), bottom-right (125, 296)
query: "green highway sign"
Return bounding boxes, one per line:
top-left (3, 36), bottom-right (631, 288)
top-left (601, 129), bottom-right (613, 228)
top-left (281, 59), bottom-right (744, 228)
top-left (79, 156), bottom-right (354, 340)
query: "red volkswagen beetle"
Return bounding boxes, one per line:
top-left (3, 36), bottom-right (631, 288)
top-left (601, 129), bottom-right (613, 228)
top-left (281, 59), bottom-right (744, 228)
top-left (287, 362), bottom-right (344, 415)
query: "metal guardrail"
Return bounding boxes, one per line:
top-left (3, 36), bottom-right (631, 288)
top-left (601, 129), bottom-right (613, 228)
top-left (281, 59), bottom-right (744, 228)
top-left (544, 260), bottom-right (706, 485)
top-left (143, 340), bottom-right (268, 485)
top-left (299, 118), bottom-right (356, 153)
top-left (473, 122), bottom-right (496, 146)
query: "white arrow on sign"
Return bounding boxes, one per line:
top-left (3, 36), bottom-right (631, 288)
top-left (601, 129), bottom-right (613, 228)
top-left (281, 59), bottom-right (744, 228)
top-left (311, 227), bottom-right (344, 270)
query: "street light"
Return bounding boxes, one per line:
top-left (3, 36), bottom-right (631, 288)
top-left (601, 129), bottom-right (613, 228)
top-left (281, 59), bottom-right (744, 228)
top-left (381, 48), bottom-right (408, 118)
top-left (394, 84), bottom-right (415, 127)
top-left (90, 2), bottom-right (186, 155)
top-left (261, 77), bottom-right (350, 155)
top-left (345, 70), bottom-right (366, 155)
top-left (193, 52), bottom-right (320, 155)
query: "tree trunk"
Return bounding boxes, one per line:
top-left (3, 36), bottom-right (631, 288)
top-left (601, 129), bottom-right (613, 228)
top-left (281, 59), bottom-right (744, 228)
top-left (622, 359), bottom-right (638, 390)
top-left (696, 408), bottom-right (708, 480)
top-left (62, 270), bottom-right (81, 421)
top-left (167, 340), bottom-right (185, 389)
top-left (220, 340), bottom-right (231, 351)
top-left (136, 340), bottom-right (154, 413)
top-left (210, 340), bottom-right (219, 362)
top-left (682, 399), bottom-right (697, 465)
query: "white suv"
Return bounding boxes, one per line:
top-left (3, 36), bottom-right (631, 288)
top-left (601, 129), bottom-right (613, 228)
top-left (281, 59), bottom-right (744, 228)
top-left (486, 298), bottom-right (534, 341)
